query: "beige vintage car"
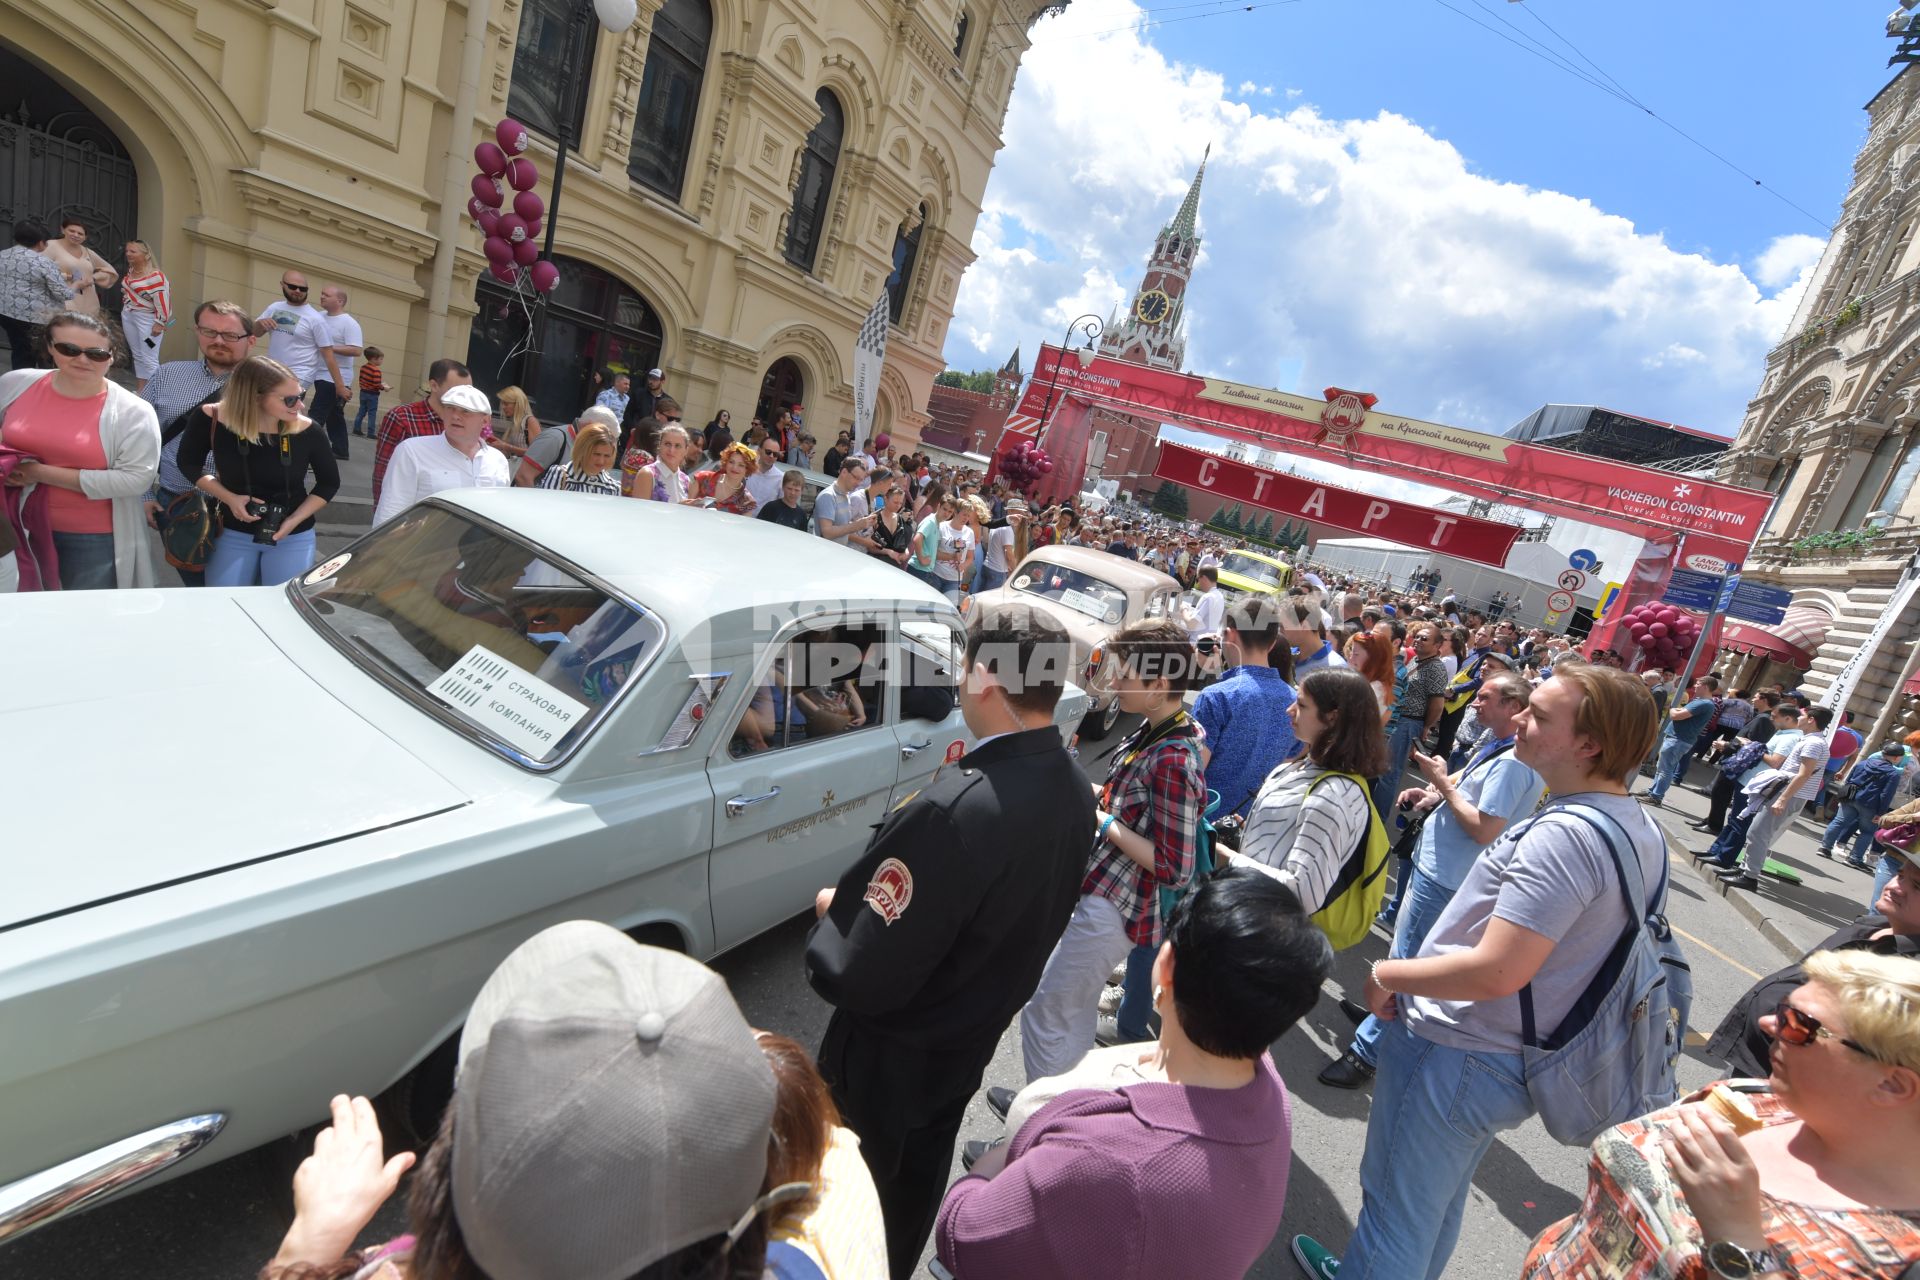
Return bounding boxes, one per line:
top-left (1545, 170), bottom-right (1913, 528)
top-left (965, 544), bottom-right (1184, 738)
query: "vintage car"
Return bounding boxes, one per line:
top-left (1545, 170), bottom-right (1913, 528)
top-left (1215, 547), bottom-right (1293, 600)
top-left (964, 544), bottom-right (1183, 739)
top-left (0, 492), bottom-right (1087, 1242)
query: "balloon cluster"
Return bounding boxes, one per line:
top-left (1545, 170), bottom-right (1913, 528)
top-left (467, 119), bottom-right (559, 294)
top-left (999, 439), bottom-right (1054, 494)
top-left (1623, 602), bottom-right (1700, 671)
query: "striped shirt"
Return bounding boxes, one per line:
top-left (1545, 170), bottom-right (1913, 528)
top-left (536, 463), bottom-right (621, 496)
top-left (122, 269), bottom-right (172, 324)
top-left (1236, 760), bottom-right (1370, 914)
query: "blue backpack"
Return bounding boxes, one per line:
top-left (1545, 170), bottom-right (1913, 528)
top-left (1515, 803), bottom-right (1693, 1147)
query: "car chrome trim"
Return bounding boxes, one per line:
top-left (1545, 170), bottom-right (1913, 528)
top-left (641, 672), bottom-right (734, 755)
top-left (0, 1113), bottom-right (227, 1244)
top-left (900, 739), bottom-right (933, 759)
top-left (725, 787), bottom-right (781, 816)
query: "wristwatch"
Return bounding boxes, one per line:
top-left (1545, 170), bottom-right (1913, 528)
top-left (1704, 1241), bottom-right (1785, 1278)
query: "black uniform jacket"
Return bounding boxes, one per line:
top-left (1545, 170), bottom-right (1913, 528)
top-left (805, 725), bottom-right (1096, 1052)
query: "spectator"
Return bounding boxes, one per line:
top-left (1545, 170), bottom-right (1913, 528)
top-left (1523, 950), bottom-right (1920, 1280)
top-left (1820, 742), bottom-right (1908, 867)
top-left (1815, 711), bottom-right (1865, 820)
top-left (141, 299), bottom-right (258, 588)
top-left (1872, 794), bottom-right (1920, 906)
top-left (868, 482), bottom-right (913, 569)
top-left (40, 217), bottom-right (116, 318)
top-left (978, 498), bottom-right (1018, 592)
top-left (822, 428), bottom-right (851, 476)
top-left (937, 870), bottom-right (1332, 1279)
top-left (350, 344), bottom-right (392, 440)
top-left (1695, 687), bottom-right (1753, 760)
top-left (907, 488), bottom-right (950, 589)
top-left (534, 420), bottom-right (621, 496)
top-left (488, 385), bottom-right (541, 465)
top-left (1322, 672), bottom-right (1546, 1090)
top-left (312, 284), bottom-right (363, 459)
top-left (515, 404), bottom-right (610, 487)
top-left (261, 922), bottom-right (800, 1280)
top-left (371, 357), bottom-right (474, 503)
top-left (756, 469), bottom-right (811, 531)
top-left (618, 413), bottom-right (666, 494)
top-left (624, 422), bottom-right (692, 502)
top-left (0, 312), bottom-right (159, 589)
top-left (1641, 674), bottom-right (1721, 806)
top-left (118, 239), bottom-right (171, 391)
top-left (1289, 660), bottom-right (1665, 1280)
top-left (814, 457), bottom-right (877, 551)
top-left (0, 220), bottom-right (72, 370)
top-left (790, 430), bottom-right (815, 471)
top-left (618, 367), bottom-right (667, 455)
top-left (926, 495), bottom-right (980, 603)
top-left (1182, 566), bottom-right (1225, 642)
top-left (176, 355), bottom-right (339, 586)
top-left (1699, 703), bottom-right (1807, 870)
top-left (1342, 628), bottom-right (1396, 724)
top-left (744, 435), bottom-right (786, 513)
top-left (1020, 621), bottom-right (1205, 1084)
top-left (690, 441), bottom-right (759, 515)
top-left (594, 371), bottom-right (630, 419)
top-left (255, 270), bottom-right (341, 398)
top-left (1712, 704), bottom-right (1834, 893)
top-left (1432, 625), bottom-right (1495, 760)
top-left (1691, 692), bottom-right (1783, 836)
top-left (1282, 594), bottom-right (1348, 677)
top-left (703, 408), bottom-right (735, 458)
top-left (370, 384), bottom-right (509, 525)
top-left (1371, 622), bottom-right (1449, 841)
top-left (754, 1031), bottom-right (889, 1277)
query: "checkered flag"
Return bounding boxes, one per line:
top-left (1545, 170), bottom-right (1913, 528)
top-left (852, 290), bottom-right (889, 445)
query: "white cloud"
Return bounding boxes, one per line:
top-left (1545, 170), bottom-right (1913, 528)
top-left (1237, 79), bottom-right (1258, 95)
top-left (946, 0), bottom-right (1826, 462)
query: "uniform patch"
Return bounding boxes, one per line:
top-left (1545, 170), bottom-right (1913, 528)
top-left (945, 740), bottom-right (966, 765)
top-left (863, 857), bottom-right (913, 924)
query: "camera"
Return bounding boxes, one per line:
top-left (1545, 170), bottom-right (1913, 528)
top-left (249, 499), bottom-right (289, 544)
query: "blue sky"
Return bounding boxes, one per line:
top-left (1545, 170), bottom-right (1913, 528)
top-left (943, 1), bottom-right (1897, 445)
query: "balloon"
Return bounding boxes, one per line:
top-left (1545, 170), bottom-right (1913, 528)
top-left (513, 237), bottom-right (541, 266)
top-left (496, 118), bottom-right (530, 155)
top-left (483, 236), bottom-right (514, 266)
top-left (1654, 607), bottom-right (1678, 624)
top-left (530, 259), bottom-right (561, 292)
top-left (497, 214), bottom-right (529, 244)
top-left (594, 0), bottom-right (639, 32)
top-left (489, 262), bottom-right (520, 284)
top-left (513, 191), bottom-right (545, 223)
top-left (1649, 622), bottom-right (1669, 638)
top-left (1039, 459), bottom-right (1053, 473)
top-left (467, 195), bottom-right (492, 221)
top-left (522, 218), bottom-right (543, 244)
top-left (505, 157), bottom-right (539, 192)
top-left (470, 174), bottom-right (503, 207)
top-left (474, 141), bottom-right (509, 177)
top-left (476, 209), bottom-right (502, 237)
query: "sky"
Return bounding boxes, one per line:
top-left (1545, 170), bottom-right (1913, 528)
top-left (942, 0), bottom-right (1900, 463)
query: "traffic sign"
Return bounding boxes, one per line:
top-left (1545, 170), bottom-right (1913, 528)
top-left (1661, 568), bottom-right (1724, 612)
top-left (1595, 581), bottom-right (1623, 620)
top-left (1547, 589), bottom-right (1575, 613)
top-left (1556, 569), bottom-right (1587, 592)
top-left (1568, 549), bottom-right (1598, 572)
top-left (1726, 579), bottom-right (1792, 626)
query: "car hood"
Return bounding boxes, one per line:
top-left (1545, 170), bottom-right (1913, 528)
top-left (0, 590), bottom-right (470, 930)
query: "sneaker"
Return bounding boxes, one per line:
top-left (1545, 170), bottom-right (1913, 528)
top-left (1108, 962), bottom-right (1128, 986)
top-left (1095, 1014), bottom-right (1151, 1047)
top-left (1715, 866), bottom-right (1752, 880)
top-left (1291, 1233), bottom-right (1340, 1279)
top-left (1316, 1050), bottom-right (1376, 1089)
top-left (1637, 793), bottom-right (1662, 806)
top-left (1816, 846), bottom-right (1833, 859)
top-left (1722, 875), bottom-right (1762, 892)
top-left (984, 1086), bottom-right (1016, 1122)
top-left (1336, 996), bottom-right (1370, 1026)
top-left (1845, 858), bottom-right (1872, 870)
top-left (1098, 983), bottom-right (1124, 1015)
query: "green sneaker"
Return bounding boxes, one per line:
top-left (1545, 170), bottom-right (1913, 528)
top-left (1290, 1234), bottom-right (1340, 1279)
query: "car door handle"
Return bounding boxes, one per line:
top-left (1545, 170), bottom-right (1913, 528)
top-left (900, 739), bottom-right (933, 759)
top-left (725, 787), bottom-right (781, 817)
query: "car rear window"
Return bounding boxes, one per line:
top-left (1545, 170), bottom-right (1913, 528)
top-left (292, 506), bottom-right (665, 766)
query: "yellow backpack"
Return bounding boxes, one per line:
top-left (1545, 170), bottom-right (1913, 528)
top-left (1305, 771), bottom-right (1392, 950)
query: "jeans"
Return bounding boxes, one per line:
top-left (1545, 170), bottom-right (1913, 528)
top-left (1703, 770), bottom-right (1738, 832)
top-left (1340, 1019), bottom-right (1533, 1280)
top-left (1873, 851), bottom-right (1902, 907)
top-left (975, 564), bottom-right (1007, 592)
top-left (1822, 801), bottom-right (1878, 864)
top-left (2, 314), bottom-right (40, 372)
top-left (1706, 802), bottom-right (1758, 864)
top-left (1350, 867), bottom-right (1457, 1066)
top-left (205, 526), bottom-right (316, 586)
top-left (351, 393), bottom-right (381, 436)
top-left (310, 380), bottom-right (348, 457)
top-left (51, 530), bottom-right (116, 590)
top-left (1115, 942), bottom-right (1157, 1041)
top-left (150, 490), bottom-right (207, 588)
top-left (1372, 717), bottom-right (1423, 830)
top-left (1647, 735), bottom-right (1693, 801)
top-left (1019, 893), bottom-right (1135, 1083)
top-left (937, 578), bottom-right (964, 604)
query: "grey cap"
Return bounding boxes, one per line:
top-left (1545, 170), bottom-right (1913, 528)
top-left (452, 921), bottom-right (776, 1280)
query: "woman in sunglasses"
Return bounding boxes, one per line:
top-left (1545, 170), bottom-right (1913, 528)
top-left (1523, 949), bottom-right (1920, 1280)
top-left (175, 355), bottom-right (339, 586)
top-left (0, 311), bottom-right (160, 589)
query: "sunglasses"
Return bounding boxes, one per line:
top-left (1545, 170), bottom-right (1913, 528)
top-left (52, 341), bottom-right (114, 362)
top-left (1770, 1001), bottom-right (1882, 1061)
top-left (282, 284), bottom-right (309, 293)
top-left (275, 392), bottom-right (306, 408)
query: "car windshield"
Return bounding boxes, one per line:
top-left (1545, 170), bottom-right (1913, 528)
top-left (1221, 551), bottom-right (1285, 587)
top-left (291, 506), bottom-right (665, 766)
top-left (1013, 561), bottom-right (1128, 624)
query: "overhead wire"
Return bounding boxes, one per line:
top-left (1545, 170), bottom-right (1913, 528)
top-left (984, 0), bottom-right (1300, 60)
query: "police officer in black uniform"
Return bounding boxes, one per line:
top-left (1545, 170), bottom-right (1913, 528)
top-left (805, 606), bottom-right (1095, 1279)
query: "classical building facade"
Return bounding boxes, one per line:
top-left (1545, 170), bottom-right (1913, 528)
top-left (1713, 38), bottom-right (1920, 743)
top-left (3, 0), bottom-right (1063, 441)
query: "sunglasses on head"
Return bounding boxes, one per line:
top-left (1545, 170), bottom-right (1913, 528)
top-left (1770, 1001), bottom-right (1882, 1060)
top-left (52, 340), bottom-right (114, 362)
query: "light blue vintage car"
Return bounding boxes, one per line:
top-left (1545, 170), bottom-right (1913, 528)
top-left (0, 491), bottom-right (1086, 1242)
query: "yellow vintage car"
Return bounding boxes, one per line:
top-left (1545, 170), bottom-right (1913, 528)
top-left (1214, 548), bottom-right (1292, 599)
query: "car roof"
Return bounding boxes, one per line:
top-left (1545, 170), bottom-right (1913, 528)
top-left (1022, 544), bottom-right (1181, 591)
top-left (431, 490), bottom-right (952, 631)
top-left (1221, 547), bottom-right (1288, 567)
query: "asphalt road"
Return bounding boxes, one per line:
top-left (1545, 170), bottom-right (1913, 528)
top-left (5, 715), bottom-right (1791, 1280)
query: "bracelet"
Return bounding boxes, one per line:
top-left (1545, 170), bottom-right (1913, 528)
top-left (1097, 813), bottom-right (1116, 844)
top-left (1369, 960), bottom-right (1394, 993)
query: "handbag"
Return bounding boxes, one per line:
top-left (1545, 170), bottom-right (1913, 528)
top-left (1828, 773), bottom-right (1858, 803)
top-left (1875, 820), bottom-right (1920, 852)
top-left (159, 488), bottom-right (217, 571)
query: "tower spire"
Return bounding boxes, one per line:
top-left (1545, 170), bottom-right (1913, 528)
top-left (1166, 143), bottom-right (1209, 241)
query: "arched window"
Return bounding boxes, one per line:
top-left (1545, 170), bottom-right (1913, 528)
top-left (1835, 428), bottom-right (1909, 528)
top-left (886, 204), bottom-right (927, 326)
top-left (467, 257), bottom-right (665, 426)
top-left (509, 0), bottom-right (597, 143)
top-left (1882, 435), bottom-right (1920, 516)
top-left (1878, 219), bottom-right (1918, 289)
top-left (628, 0), bottom-right (711, 202)
top-left (953, 10), bottom-right (970, 58)
top-left (783, 90), bottom-right (844, 273)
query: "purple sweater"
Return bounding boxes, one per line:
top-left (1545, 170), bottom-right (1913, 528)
top-left (935, 1054), bottom-right (1293, 1277)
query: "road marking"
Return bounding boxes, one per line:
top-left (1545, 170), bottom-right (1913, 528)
top-left (1669, 923), bottom-right (1761, 980)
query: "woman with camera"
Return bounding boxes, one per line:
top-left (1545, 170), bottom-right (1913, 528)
top-left (176, 354), bottom-right (339, 586)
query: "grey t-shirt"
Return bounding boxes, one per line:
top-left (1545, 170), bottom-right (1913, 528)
top-left (524, 422), bottom-right (572, 472)
top-left (1402, 791), bottom-right (1666, 1056)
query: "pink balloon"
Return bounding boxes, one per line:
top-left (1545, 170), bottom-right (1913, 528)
top-left (1654, 607), bottom-right (1678, 623)
top-left (529, 259), bottom-right (560, 293)
top-left (483, 236), bottom-right (514, 266)
top-left (497, 213), bottom-right (529, 244)
top-left (476, 209), bottom-right (502, 238)
top-left (505, 157), bottom-right (539, 192)
top-left (1649, 622), bottom-right (1669, 638)
top-left (470, 174), bottom-right (503, 207)
top-left (512, 237), bottom-right (540, 266)
top-left (521, 218), bottom-right (543, 243)
top-left (489, 262), bottom-right (520, 284)
top-left (513, 191), bottom-right (545, 223)
top-left (475, 141), bottom-right (509, 177)
top-left (467, 195), bottom-right (492, 221)
top-left (496, 118), bottom-right (530, 155)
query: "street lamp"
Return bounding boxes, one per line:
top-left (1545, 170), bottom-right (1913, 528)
top-left (1036, 312), bottom-right (1103, 447)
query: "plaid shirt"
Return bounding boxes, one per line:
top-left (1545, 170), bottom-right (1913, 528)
top-left (371, 399), bottom-right (444, 504)
top-left (1083, 715), bottom-right (1206, 947)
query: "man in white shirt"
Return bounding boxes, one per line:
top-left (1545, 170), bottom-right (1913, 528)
top-left (314, 283), bottom-right (364, 461)
top-left (372, 384), bottom-right (511, 525)
top-left (257, 270), bottom-right (340, 391)
top-left (1184, 567), bottom-right (1225, 640)
top-left (743, 436), bottom-right (786, 513)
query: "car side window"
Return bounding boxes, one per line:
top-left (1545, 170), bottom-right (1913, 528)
top-left (898, 619), bottom-right (962, 723)
top-left (726, 623), bottom-right (891, 757)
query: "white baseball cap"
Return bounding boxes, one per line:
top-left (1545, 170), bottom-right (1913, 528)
top-left (440, 384), bottom-right (492, 415)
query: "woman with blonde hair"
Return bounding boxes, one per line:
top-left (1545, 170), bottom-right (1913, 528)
top-left (631, 423), bottom-right (695, 503)
top-left (489, 385), bottom-right (541, 463)
top-left (176, 354), bottom-right (339, 585)
top-left (692, 441), bottom-right (759, 514)
top-left (535, 420), bottom-right (620, 496)
top-left (119, 239), bottom-right (172, 390)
